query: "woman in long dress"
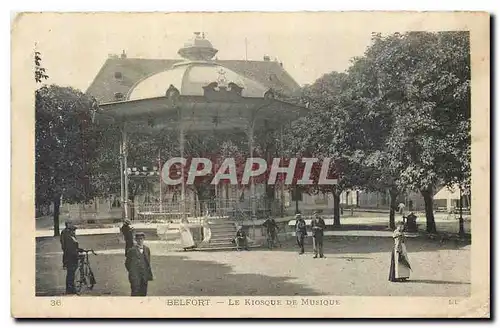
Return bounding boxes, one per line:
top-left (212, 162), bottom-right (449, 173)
top-left (389, 222), bottom-right (412, 282)
top-left (179, 217), bottom-right (196, 250)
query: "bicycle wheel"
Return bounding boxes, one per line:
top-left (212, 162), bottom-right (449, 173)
top-left (266, 234), bottom-right (272, 249)
top-left (87, 265), bottom-right (96, 290)
top-left (74, 265), bottom-right (85, 294)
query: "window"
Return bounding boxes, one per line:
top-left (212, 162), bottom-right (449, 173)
top-left (114, 71), bottom-right (123, 80)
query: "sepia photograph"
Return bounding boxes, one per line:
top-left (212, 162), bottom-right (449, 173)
top-left (11, 11), bottom-right (489, 318)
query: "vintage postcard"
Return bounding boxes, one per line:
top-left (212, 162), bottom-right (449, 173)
top-left (11, 11), bottom-right (490, 318)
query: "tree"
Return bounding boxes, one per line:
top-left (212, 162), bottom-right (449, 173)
top-left (36, 85), bottom-right (100, 236)
top-left (34, 49), bottom-right (49, 83)
top-left (341, 31), bottom-right (471, 233)
top-left (367, 32), bottom-right (470, 233)
top-left (284, 72), bottom-right (365, 226)
top-left (283, 31), bottom-right (470, 233)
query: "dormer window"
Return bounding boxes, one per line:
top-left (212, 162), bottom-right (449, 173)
top-left (114, 92), bottom-right (124, 100)
top-left (114, 71), bottom-right (123, 80)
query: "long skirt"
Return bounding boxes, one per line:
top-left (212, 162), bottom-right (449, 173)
top-left (388, 246), bottom-right (411, 282)
top-left (180, 225), bottom-right (196, 249)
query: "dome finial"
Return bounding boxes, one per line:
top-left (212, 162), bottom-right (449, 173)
top-left (178, 32), bottom-right (218, 61)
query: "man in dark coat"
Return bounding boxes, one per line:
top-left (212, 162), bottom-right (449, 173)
top-left (235, 226), bottom-right (249, 251)
top-left (62, 224), bottom-right (82, 294)
top-left (125, 232), bottom-right (153, 296)
top-left (120, 219), bottom-right (134, 255)
top-left (310, 211), bottom-right (326, 258)
top-left (294, 213), bottom-right (307, 255)
top-left (263, 217), bottom-right (278, 247)
top-left (60, 220), bottom-right (73, 268)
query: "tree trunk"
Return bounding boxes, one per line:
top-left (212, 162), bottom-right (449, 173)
top-left (389, 188), bottom-right (398, 230)
top-left (294, 186), bottom-right (300, 214)
top-left (53, 194), bottom-right (61, 237)
top-left (421, 188), bottom-right (437, 233)
top-left (458, 188), bottom-right (465, 236)
top-left (333, 190), bottom-right (341, 227)
top-left (265, 184), bottom-right (275, 214)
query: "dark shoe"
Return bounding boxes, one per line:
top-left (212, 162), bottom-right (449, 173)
top-left (320, 255), bottom-right (325, 258)
top-left (313, 255), bottom-right (318, 258)
top-left (299, 252), bottom-right (304, 255)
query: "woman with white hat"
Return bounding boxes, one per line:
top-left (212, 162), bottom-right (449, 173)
top-left (388, 221), bottom-right (412, 282)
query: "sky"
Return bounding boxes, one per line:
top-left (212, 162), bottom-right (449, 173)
top-left (18, 12), bottom-right (473, 91)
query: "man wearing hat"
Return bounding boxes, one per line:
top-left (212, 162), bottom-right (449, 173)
top-left (294, 213), bottom-right (307, 255)
top-left (61, 222), bottom-right (82, 294)
top-left (310, 211), bottom-right (326, 258)
top-left (125, 232), bottom-right (153, 296)
top-left (60, 220), bottom-right (73, 268)
top-left (120, 219), bottom-right (134, 256)
top-left (234, 225), bottom-right (249, 251)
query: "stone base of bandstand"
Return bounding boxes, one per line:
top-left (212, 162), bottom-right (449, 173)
top-left (152, 217), bottom-right (294, 251)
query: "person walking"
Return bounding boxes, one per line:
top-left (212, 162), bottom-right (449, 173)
top-left (398, 202), bottom-right (406, 216)
top-left (310, 211), bottom-right (326, 258)
top-left (263, 217), bottom-right (279, 248)
top-left (120, 219), bottom-right (134, 255)
top-left (125, 232), bottom-right (153, 296)
top-left (294, 213), bottom-right (307, 255)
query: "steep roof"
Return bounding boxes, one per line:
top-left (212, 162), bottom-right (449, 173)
top-left (86, 57), bottom-right (301, 104)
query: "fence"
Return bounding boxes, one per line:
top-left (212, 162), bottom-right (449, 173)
top-left (128, 198), bottom-right (283, 223)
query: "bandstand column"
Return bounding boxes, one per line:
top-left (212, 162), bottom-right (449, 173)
top-left (280, 124), bottom-right (285, 217)
top-left (122, 123), bottom-right (129, 220)
top-left (119, 140), bottom-right (125, 215)
top-left (247, 122), bottom-right (256, 217)
top-left (179, 119), bottom-right (186, 221)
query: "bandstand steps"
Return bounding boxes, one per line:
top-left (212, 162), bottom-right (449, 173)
top-left (196, 219), bottom-right (238, 249)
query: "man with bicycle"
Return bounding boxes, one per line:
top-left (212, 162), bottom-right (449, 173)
top-left (263, 217), bottom-right (279, 248)
top-left (61, 223), bottom-right (83, 295)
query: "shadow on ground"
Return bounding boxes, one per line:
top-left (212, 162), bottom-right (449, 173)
top-left (36, 253), bottom-right (320, 297)
top-left (263, 235), bottom-right (470, 255)
top-left (402, 279), bottom-right (470, 285)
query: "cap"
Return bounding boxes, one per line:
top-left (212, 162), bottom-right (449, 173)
top-left (295, 213), bottom-right (301, 218)
top-left (135, 232), bottom-right (146, 238)
top-left (124, 219), bottom-right (131, 225)
top-left (313, 210), bottom-right (320, 215)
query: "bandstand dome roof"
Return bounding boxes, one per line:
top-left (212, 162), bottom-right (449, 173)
top-left (127, 32), bottom-right (271, 100)
top-left (128, 62), bottom-right (270, 100)
top-left (92, 32), bottom-right (309, 128)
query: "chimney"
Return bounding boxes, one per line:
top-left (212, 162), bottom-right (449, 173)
top-left (263, 55), bottom-right (270, 61)
top-left (121, 50), bottom-right (127, 59)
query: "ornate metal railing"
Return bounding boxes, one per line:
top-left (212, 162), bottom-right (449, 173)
top-left (128, 197), bottom-right (282, 223)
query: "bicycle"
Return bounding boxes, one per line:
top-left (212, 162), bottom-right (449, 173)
top-left (75, 249), bottom-right (97, 294)
top-left (266, 229), bottom-right (281, 249)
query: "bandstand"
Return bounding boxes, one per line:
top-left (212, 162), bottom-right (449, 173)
top-left (94, 32), bottom-right (308, 248)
